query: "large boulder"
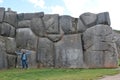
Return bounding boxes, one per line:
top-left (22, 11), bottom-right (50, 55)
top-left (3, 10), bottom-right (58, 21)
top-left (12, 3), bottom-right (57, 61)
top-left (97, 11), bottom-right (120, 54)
top-left (6, 54), bottom-right (17, 69)
top-left (55, 34), bottom-right (84, 68)
top-left (17, 12), bottom-right (44, 21)
top-left (43, 14), bottom-right (59, 34)
top-left (4, 11), bottom-right (17, 27)
top-left (0, 22), bottom-right (15, 37)
top-left (18, 20), bottom-right (31, 28)
top-left (83, 25), bottom-right (118, 68)
top-left (16, 28), bottom-right (38, 50)
top-left (97, 12), bottom-right (111, 26)
top-left (77, 18), bottom-right (87, 32)
top-left (31, 18), bottom-right (46, 37)
top-left (0, 7), bottom-right (5, 22)
top-left (5, 37), bottom-right (16, 55)
top-left (59, 16), bottom-right (77, 34)
top-left (0, 36), bottom-right (7, 69)
top-left (80, 12), bottom-right (97, 27)
top-left (37, 38), bottom-right (54, 67)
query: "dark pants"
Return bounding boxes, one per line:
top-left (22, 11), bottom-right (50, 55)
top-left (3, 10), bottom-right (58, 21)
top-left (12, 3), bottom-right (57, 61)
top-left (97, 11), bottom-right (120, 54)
top-left (22, 60), bottom-right (28, 68)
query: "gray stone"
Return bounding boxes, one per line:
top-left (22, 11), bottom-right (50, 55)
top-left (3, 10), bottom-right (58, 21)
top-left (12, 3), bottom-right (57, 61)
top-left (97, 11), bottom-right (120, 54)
top-left (43, 14), bottom-right (59, 34)
top-left (16, 28), bottom-right (38, 50)
top-left (17, 12), bottom-right (44, 21)
top-left (97, 12), bottom-right (111, 26)
top-left (77, 18), bottom-right (87, 32)
top-left (0, 36), bottom-right (7, 69)
top-left (6, 54), bottom-right (17, 68)
top-left (55, 34), bottom-right (84, 68)
top-left (83, 25), bottom-right (118, 68)
top-left (18, 20), bottom-right (31, 28)
top-left (47, 34), bottom-right (64, 42)
top-left (59, 15), bottom-right (77, 34)
top-left (5, 37), bottom-right (16, 55)
top-left (37, 38), bottom-right (54, 67)
top-left (0, 22), bottom-right (15, 37)
top-left (31, 18), bottom-right (46, 37)
top-left (80, 12), bottom-right (97, 27)
top-left (0, 7), bottom-right (5, 22)
top-left (4, 11), bottom-right (17, 27)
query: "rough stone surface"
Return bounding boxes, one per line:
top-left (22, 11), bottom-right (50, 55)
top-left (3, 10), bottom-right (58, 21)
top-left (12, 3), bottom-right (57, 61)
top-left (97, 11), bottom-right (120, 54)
top-left (6, 54), bottom-right (17, 68)
top-left (55, 34), bottom-right (84, 68)
top-left (31, 18), bottom-right (46, 37)
top-left (77, 18), bottom-right (87, 32)
top-left (17, 12), bottom-right (44, 21)
top-left (37, 38), bottom-right (54, 67)
top-left (0, 22), bottom-right (15, 37)
top-left (97, 12), bottom-right (111, 26)
top-left (43, 14), bottom-right (59, 34)
top-left (0, 36), bottom-right (7, 69)
top-left (0, 7), bottom-right (5, 22)
top-left (80, 12), bottom-right (97, 27)
top-left (4, 11), bottom-right (17, 27)
top-left (16, 28), bottom-right (38, 50)
top-left (5, 37), bottom-right (16, 55)
top-left (83, 25), bottom-right (118, 68)
top-left (59, 16), bottom-right (77, 34)
top-left (18, 20), bottom-right (31, 28)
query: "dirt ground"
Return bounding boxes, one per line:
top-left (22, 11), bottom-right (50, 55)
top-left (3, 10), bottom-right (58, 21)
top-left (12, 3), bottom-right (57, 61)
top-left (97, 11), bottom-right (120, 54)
top-left (99, 74), bottom-right (120, 80)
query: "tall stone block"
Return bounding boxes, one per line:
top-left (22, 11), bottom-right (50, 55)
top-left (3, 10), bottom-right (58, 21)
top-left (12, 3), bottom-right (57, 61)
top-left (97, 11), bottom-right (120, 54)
top-left (37, 38), bottom-right (54, 67)
top-left (59, 16), bottom-right (77, 34)
top-left (97, 12), bottom-right (111, 26)
top-left (0, 7), bottom-right (5, 22)
top-left (4, 11), bottom-right (17, 27)
top-left (55, 34), bottom-right (84, 68)
top-left (83, 25), bottom-right (118, 68)
top-left (0, 36), bottom-right (7, 69)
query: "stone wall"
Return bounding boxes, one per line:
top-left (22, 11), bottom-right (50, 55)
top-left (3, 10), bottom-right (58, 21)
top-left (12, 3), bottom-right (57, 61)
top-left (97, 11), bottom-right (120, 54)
top-left (0, 7), bottom-right (118, 69)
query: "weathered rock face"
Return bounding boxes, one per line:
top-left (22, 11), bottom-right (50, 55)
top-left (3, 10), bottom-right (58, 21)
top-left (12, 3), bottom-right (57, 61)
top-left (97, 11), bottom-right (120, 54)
top-left (55, 34), bottom-right (84, 68)
top-left (0, 36), bottom-right (7, 69)
top-left (0, 7), bottom-right (118, 69)
top-left (37, 38), bottom-right (54, 67)
top-left (16, 28), bottom-right (38, 50)
top-left (83, 25), bottom-right (118, 68)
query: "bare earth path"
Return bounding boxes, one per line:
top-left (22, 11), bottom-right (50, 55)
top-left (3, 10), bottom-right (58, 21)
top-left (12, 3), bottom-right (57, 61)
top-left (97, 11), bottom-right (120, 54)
top-left (99, 74), bottom-right (120, 80)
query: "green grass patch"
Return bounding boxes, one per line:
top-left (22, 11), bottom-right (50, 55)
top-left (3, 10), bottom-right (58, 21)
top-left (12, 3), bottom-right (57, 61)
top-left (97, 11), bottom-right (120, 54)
top-left (0, 68), bottom-right (119, 80)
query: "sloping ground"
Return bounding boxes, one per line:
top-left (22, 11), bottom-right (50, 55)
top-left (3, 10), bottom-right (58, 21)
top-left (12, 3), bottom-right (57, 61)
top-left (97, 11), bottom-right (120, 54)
top-left (99, 74), bottom-right (120, 80)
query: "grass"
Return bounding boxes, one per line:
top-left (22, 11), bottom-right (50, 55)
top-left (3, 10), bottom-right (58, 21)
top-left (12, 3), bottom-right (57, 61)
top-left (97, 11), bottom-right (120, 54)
top-left (0, 68), bottom-right (119, 80)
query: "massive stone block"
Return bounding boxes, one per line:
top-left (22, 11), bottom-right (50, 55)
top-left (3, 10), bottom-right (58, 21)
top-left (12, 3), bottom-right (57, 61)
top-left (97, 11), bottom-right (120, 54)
top-left (0, 22), bottom-right (15, 37)
top-left (17, 12), bottom-right (44, 21)
top-left (4, 11), bottom-right (17, 27)
top-left (6, 54), bottom-right (17, 68)
top-left (97, 12), bottom-right (111, 26)
top-left (31, 18), bottom-right (46, 37)
top-left (37, 38), bottom-right (54, 67)
top-left (16, 28), bottom-right (38, 50)
top-left (77, 18), bottom-right (87, 32)
top-left (80, 12), bottom-right (97, 27)
top-left (5, 37), bottom-right (16, 55)
top-left (43, 14), bottom-right (59, 34)
top-left (0, 7), bottom-right (5, 22)
top-left (83, 25), bottom-right (118, 68)
top-left (59, 16), bottom-right (77, 34)
top-left (55, 34), bottom-right (84, 68)
top-left (18, 20), bottom-right (31, 28)
top-left (0, 36), bottom-right (7, 69)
